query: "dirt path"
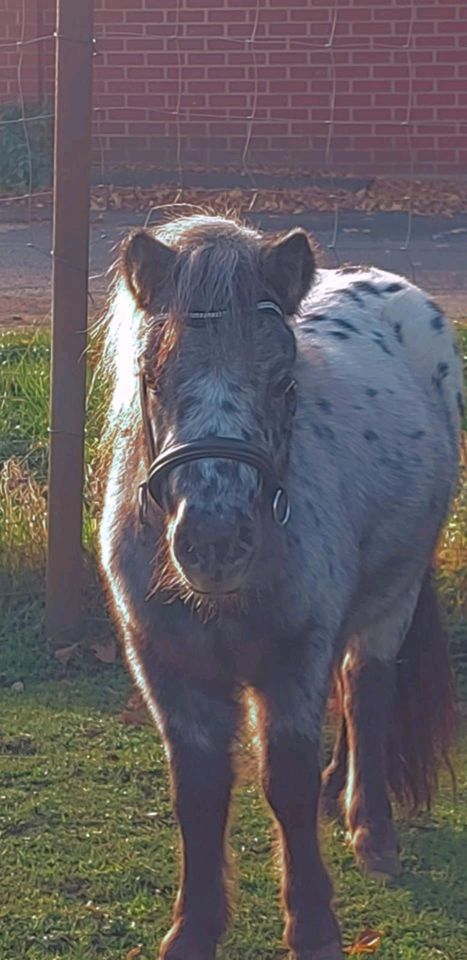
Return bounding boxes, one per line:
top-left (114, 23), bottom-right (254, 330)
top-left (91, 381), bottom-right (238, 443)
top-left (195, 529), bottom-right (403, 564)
top-left (0, 211), bottom-right (466, 328)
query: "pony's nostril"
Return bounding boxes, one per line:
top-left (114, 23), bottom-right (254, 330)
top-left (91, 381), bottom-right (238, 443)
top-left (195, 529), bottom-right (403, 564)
top-left (176, 534), bottom-right (200, 568)
top-left (226, 539), bottom-right (253, 566)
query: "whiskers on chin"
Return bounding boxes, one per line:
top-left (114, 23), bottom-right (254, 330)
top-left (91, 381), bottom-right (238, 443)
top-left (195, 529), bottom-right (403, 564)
top-left (145, 530), bottom-right (252, 624)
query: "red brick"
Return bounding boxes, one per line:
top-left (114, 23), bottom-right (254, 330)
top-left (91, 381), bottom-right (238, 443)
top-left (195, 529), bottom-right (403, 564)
top-left (210, 94), bottom-right (249, 108)
top-left (179, 10), bottom-right (208, 23)
top-left (94, 10), bottom-right (125, 23)
top-left (125, 10), bottom-right (166, 24)
top-left (97, 121), bottom-right (127, 134)
top-left (207, 8), bottom-right (249, 23)
top-left (123, 37), bottom-right (169, 52)
top-left (417, 64), bottom-right (457, 77)
top-left (417, 4), bottom-right (458, 18)
top-left (104, 0), bottom-right (145, 8)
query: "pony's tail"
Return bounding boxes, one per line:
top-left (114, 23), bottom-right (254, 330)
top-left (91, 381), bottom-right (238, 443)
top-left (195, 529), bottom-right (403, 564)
top-left (386, 571), bottom-right (457, 811)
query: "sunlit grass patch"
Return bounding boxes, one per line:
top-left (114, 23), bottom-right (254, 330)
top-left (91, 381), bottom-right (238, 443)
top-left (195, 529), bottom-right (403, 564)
top-left (0, 682), bottom-right (465, 960)
top-left (0, 327), bottom-right (112, 683)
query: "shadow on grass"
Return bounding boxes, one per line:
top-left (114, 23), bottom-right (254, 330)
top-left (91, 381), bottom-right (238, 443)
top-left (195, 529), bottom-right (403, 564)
top-left (5, 670), bottom-right (133, 714)
top-left (397, 816), bottom-right (467, 927)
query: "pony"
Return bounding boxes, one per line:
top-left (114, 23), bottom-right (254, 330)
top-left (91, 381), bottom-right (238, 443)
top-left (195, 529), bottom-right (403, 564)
top-left (98, 214), bottom-right (462, 960)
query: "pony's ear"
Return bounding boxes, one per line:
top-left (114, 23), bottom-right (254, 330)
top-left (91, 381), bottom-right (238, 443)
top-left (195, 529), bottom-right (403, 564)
top-left (120, 230), bottom-right (176, 311)
top-left (260, 229), bottom-right (315, 315)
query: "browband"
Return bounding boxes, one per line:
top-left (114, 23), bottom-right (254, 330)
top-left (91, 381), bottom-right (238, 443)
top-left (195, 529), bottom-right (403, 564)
top-left (153, 299), bottom-right (285, 326)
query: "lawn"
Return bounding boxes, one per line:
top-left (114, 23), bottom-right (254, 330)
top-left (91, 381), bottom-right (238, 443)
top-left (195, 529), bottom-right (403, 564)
top-left (1, 325), bottom-right (467, 959)
top-left (0, 679), bottom-right (466, 960)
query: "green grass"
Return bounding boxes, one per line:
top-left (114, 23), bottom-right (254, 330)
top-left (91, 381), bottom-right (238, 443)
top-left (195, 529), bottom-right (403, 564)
top-left (1, 325), bottom-right (467, 958)
top-left (0, 680), bottom-right (465, 960)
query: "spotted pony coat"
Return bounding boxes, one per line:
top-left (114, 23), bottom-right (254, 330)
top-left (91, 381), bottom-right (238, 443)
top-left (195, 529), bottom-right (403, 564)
top-left (98, 217), bottom-right (462, 960)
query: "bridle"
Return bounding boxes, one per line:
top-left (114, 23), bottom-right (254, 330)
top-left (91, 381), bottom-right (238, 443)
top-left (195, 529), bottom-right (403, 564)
top-left (137, 300), bottom-right (294, 528)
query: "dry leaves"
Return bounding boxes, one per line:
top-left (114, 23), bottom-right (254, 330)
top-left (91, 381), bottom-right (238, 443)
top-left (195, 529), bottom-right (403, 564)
top-left (85, 178), bottom-right (467, 219)
top-left (344, 929), bottom-right (383, 955)
top-left (4, 175), bottom-right (467, 218)
top-left (91, 639), bottom-right (117, 664)
top-left (126, 947), bottom-right (143, 960)
top-left (54, 639), bottom-right (118, 668)
top-left (119, 690), bottom-right (150, 727)
top-left (54, 643), bottom-right (80, 666)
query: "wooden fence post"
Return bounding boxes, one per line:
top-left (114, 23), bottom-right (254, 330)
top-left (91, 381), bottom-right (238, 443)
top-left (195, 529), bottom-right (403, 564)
top-left (46, 0), bottom-right (95, 642)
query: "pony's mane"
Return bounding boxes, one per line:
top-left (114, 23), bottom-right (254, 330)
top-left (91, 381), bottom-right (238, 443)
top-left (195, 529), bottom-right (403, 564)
top-left (98, 214), bottom-right (261, 426)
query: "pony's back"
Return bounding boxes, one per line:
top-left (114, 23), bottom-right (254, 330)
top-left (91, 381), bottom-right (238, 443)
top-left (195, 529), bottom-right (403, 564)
top-left (301, 266), bottom-right (464, 441)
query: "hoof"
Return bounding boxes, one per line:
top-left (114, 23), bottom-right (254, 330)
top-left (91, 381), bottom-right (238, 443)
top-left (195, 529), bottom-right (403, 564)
top-left (160, 947), bottom-right (215, 960)
top-left (351, 824), bottom-right (402, 882)
top-left (159, 929), bottom-right (216, 960)
top-left (289, 942), bottom-right (344, 960)
top-left (357, 849), bottom-right (402, 883)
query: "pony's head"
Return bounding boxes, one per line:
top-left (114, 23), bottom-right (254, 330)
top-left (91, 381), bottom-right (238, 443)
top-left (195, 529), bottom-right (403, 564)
top-left (121, 216), bottom-right (314, 600)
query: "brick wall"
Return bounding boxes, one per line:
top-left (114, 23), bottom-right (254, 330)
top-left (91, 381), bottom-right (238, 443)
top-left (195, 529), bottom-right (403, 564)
top-left (1, 0), bottom-right (466, 178)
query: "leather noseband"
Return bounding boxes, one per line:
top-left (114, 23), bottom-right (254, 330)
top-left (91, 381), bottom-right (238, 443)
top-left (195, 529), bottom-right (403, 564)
top-left (137, 300), bottom-right (292, 528)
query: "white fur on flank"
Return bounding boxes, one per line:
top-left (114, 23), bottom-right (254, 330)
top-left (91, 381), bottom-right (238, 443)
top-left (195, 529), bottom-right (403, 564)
top-left (302, 265), bottom-right (463, 440)
top-left (380, 285), bottom-right (462, 436)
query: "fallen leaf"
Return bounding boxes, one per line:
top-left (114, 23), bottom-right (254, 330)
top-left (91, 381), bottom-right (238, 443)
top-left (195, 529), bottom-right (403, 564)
top-left (84, 900), bottom-right (107, 918)
top-left (91, 639), bottom-right (117, 664)
top-left (126, 689), bottom-right (144, 711)
top-left (344, 928), bottom-right (383, 954)
top-left (54, 643), bottom-right (80, 666)
top-left (118, 688), bottom-right (150, 726)
top-left (126, 947), bottom-right (143, 960)
top-left (119, 706), bottom-right (150, 727)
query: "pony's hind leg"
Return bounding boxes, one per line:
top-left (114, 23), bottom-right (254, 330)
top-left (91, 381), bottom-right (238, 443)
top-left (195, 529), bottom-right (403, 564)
top-left (343, 573), bottom-right (456, 881)
top-left (341, 651), bottom-right (401, 881)
top-left (321, 673), bottom-right (348, 819)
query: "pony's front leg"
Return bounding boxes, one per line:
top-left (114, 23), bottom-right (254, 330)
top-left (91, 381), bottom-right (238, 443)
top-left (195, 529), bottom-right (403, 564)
top-left (255, 683), bottom-right (342, 960)
top-left (161, 738), bottom-right (233, 960)
top-left (147, 671), bottom-right (239, 960)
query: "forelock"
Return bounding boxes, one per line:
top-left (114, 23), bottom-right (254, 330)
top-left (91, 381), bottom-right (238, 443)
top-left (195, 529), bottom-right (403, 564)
top-left (154, 216), bottom-right (261, 350)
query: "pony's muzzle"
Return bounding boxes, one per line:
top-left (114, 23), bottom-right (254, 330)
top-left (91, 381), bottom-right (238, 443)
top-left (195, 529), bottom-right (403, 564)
top-left (169, 506), bottom-right (257, 594)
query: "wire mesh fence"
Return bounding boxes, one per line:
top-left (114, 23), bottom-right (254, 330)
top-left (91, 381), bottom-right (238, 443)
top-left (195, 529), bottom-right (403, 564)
top-left (0, 0), bottom-right (466, 656)
top-left (1, 2), bottom-right (466, 310)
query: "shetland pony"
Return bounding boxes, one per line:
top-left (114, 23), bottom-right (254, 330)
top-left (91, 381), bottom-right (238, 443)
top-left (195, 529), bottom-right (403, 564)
top-left (99, 215), bottom-right (461, 960)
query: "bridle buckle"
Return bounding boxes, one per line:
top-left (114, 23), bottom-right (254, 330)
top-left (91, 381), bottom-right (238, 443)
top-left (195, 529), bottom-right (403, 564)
top-left (272, 487), bottom-right (291, 526)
